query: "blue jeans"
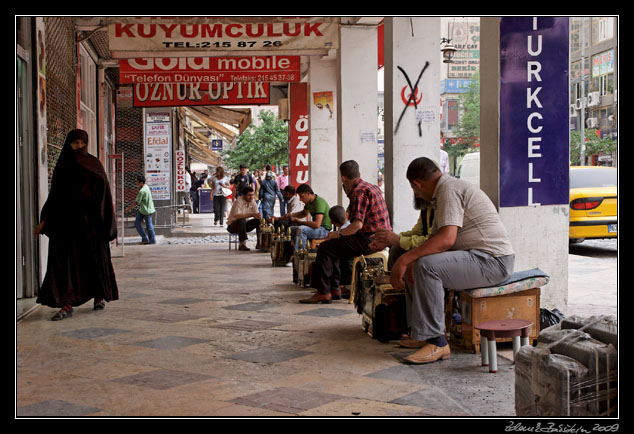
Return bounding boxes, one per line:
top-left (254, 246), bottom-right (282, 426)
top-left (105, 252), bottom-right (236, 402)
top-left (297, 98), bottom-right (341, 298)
top-left (135, 212), bottom-right (156, 244)
top-left (290, 225), bottom-right (329, 251)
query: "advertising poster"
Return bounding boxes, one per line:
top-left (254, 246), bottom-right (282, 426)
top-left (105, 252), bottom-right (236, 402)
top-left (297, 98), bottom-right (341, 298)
top-left (119, 55), bottom-right (300, 83)
top-left (499, 17), bottom-right (569, 207)
top-left (145, 111), bottom-right (171, 200)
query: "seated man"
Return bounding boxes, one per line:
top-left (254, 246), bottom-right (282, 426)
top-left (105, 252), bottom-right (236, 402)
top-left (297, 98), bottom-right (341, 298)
top-left (227, 187), bottom-right (261, 251)
top-left (391, 157), bottom-right (515, 365)
top-left (285, 184), bottom-right (332, 252)
top-left (300, 160), bottom-right (391, 304)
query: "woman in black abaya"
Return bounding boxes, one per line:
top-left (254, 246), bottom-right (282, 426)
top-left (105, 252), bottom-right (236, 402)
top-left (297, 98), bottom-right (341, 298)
top-left (34, 129), bottom-right (119, 320)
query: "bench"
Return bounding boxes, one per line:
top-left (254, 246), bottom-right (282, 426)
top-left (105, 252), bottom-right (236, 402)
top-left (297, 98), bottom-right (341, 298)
top-left (445, 268), bottom-right (549, 354)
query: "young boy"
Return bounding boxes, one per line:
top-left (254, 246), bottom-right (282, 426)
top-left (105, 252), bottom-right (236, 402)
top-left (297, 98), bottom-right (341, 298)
top-left (328, 205), bottom-right (350, 231)
top-left (328, 205), bottom-right (353, 298)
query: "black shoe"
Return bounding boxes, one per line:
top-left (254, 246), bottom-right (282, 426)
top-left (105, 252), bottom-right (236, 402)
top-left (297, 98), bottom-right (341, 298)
top-left (52, 307), bottom-right (73, 321)
top-left (94, 300), bottom-right (106, 310)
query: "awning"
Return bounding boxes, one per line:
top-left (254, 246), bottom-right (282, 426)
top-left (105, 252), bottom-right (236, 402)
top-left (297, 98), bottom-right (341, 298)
top-left (180, 106), bottom-right (251, 144)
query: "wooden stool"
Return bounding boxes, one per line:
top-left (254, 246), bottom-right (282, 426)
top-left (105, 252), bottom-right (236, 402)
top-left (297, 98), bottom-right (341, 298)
top-left (475, 319), bottom-right (533, 373)
top-left (228, 232), bottom-right (239, 250)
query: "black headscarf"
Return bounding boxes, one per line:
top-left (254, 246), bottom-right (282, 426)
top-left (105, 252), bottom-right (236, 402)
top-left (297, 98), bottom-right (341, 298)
top-left (40, 129), bottom-right (117, 241)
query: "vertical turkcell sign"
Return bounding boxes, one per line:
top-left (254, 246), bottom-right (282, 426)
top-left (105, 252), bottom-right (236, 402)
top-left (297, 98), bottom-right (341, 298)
top-left (289, 82), bottom-right (309, 189)
top-left (499, 17), bottom-right (569, 207)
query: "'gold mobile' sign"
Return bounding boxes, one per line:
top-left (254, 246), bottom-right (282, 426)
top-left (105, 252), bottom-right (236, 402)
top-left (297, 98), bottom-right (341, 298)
top-left (107, 17), bottom-right (340, 57)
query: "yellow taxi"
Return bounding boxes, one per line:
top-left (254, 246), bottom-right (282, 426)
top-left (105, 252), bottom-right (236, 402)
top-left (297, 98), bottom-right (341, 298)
top-left (569, 166), bottom-right (617, 242)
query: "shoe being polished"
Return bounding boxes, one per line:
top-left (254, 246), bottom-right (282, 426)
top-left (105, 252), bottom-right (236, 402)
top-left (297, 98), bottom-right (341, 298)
top-left (403, 343), bottom-right (451, 364)
top-left (299, 293), bottom-right (333, 304)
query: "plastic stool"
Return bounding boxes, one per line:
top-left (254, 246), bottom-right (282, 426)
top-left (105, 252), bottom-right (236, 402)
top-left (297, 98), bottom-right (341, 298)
top-left (348, 249), bottom-right (389, 304)
top-left (228, 232), bottom-right (239, 250)
top-left (475, 319), bottom-right (533, 373)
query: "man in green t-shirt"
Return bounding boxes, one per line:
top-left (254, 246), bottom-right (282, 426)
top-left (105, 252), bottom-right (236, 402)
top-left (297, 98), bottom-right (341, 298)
top-left (125, 175), bottom-right (156, 245)
top-left (285, 183), bottom-right (331, 251)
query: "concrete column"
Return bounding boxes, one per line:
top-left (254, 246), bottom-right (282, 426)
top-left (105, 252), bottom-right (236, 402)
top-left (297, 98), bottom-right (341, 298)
top-left (308, 55), bottom-right (339, 208)
top-left (480, 17), bottom-right (569, 312)
top-left (337, 23), bottom-right (379, 206)
top-left (384, 17), bottom-right (441, 233)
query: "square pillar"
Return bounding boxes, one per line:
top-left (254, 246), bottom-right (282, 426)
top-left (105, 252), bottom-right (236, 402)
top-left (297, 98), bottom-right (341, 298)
top-left (481, 17), bottom-right (570, 312)
top-left (337, 23), bottom-right (379, 206)
top-left (384, 17), bottom-right (441, 233)
top-left (308, 55), bottom-right (339, 208)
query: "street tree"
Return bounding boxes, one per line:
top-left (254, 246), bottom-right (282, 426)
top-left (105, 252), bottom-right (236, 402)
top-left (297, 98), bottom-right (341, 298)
top-left (221, 110), bottom-right (289, 170)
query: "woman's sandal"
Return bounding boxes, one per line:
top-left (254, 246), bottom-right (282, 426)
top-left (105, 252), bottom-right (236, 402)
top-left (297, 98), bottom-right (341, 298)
top-left (93, 299), bottom-right (106, 311)
top-left (51, 306), bottom-right (73, 321)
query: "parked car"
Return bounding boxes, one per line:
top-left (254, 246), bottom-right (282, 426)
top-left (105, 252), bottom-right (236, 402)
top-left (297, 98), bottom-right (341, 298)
top-left (456, 152), bottom-right (480, 186)
top-left (569, 166), bottom-right (617, 243)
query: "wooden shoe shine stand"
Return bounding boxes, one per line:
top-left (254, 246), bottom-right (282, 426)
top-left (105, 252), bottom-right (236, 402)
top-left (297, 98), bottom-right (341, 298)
top-left (445, 269), bottom-right (549, 355)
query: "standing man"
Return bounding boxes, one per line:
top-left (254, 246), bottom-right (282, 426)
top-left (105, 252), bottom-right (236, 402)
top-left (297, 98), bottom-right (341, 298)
top-left (259, 165), bottom-right (284, 220)
top-left (227, 187), bottom-right (261, 251)
top-left (299, 160), bottom-right (391, 304)
top-left (391, 157), bottom-right (514, 365)
top-left (277, 165), bottom-right (289, 215)
top-left (125, 175), bottom-right (156, 245)
top-left (232, 164), bottom-right (256, 199)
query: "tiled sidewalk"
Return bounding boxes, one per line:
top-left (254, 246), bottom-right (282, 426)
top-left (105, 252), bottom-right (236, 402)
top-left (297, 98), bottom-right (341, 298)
top-left (16, 241), bottom-right (518, 417)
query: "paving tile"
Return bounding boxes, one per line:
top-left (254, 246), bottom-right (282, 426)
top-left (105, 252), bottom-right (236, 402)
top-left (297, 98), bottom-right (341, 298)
top-left (297, 308), bottom-right (355, 318)
top-left (157, 297), bottom-right (207, 305)
top-left (17, 399), bottom-right (101, 417)
top-left (226, 347), bottom-right (312, 364)
top-left (364, 364), bottom-right (429, 384)
top-left (223, 302), bottom-right (277, 311)
top-left (389, 388), bottom-right (471, 416)
top-left (137, 312), bottom-right (207, 323)
top-left (57, 327), bottom-right (129, 340)
top-left (228, 387), bottom-right (344, 414)
top-left (131, 336), bottom-right (210, 350)
top-left (211, 319), bottom-right (283, 331)
top-left (111, 368), bottom-right (213, 390)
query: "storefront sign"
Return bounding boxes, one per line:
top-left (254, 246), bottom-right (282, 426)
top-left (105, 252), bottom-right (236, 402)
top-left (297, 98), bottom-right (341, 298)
top-left (144, 111), bottom-right (171, 200)
top-left (108, 17), bottom-right (339, 56)
top-left (133, 81), bottom-right (270, 107)
top-left (289, 82), bottom-right (309, 188)
top-left (120, 56), bottom-right (300, 83)
top-left (175, 149), bottom-right (186, 192)
top-left (592, 49), bottom-right (614, 77)
top-left (499, 17), bottom-right (569, 207)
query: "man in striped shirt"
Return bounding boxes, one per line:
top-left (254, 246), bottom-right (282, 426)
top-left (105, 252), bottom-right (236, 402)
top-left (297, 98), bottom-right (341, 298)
top-left (300, 160), bottom-right (392, 304)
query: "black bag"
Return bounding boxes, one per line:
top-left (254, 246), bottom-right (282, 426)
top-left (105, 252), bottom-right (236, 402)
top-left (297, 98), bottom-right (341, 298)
top-left (540, 308), bottom-right (565, 330)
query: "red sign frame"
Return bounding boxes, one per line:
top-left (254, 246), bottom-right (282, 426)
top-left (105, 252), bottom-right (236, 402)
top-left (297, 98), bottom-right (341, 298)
top-left (289, 82), bottom-right (309, 188)
top-left (132, 82), bottom-right (270, 107)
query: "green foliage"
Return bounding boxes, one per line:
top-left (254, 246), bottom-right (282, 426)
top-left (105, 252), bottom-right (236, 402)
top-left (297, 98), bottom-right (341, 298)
top-left (445, 71), bottom-right (480, 161)
top-left (220, 110), bottom-right (288, 170)
top-left (569, 129), bottom-right (617, 165)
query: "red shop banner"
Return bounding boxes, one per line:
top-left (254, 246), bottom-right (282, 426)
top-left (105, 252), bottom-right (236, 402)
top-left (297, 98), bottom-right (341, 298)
top-left (132, 81), bottom-right (270, 107)
top-left (119, 56), bottom-right (301, 84)
top-left (289, 82), bottom-right (309, 188)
